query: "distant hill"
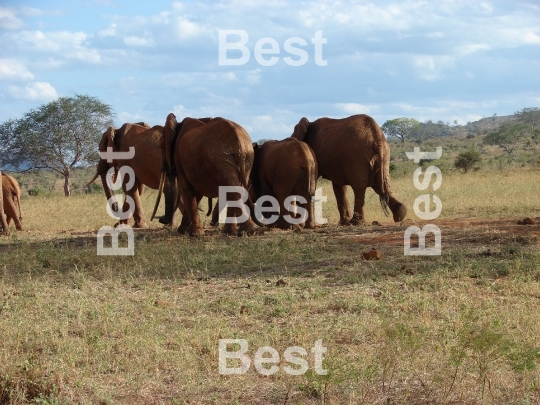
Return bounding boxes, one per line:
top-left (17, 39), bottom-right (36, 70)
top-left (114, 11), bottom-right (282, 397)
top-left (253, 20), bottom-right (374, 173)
top-left (461, 115), bottom-right (516, 134)
top-left (409, 114), bottom-right (517, 139)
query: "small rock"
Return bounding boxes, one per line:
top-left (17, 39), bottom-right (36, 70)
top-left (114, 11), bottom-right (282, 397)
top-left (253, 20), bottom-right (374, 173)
top-left (517, 217), bottom-right (534, 225)
top-left (240, 305), bottom-right (249, 314)
top-left (372, 221), bottom-right (382, 226)
top-left (362, 249), bottom-right (382, 260)
top-left (276, 279), bottom-right (287, 287)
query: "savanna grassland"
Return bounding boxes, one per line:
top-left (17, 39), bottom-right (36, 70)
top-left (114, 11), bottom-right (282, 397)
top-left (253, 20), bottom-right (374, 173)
top-left (1, 164), bottom-right (540, 404)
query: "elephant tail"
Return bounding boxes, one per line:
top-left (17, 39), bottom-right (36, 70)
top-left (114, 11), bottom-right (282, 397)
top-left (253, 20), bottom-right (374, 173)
top-left (16, 192), bottom-right (22, 222)
top-left (206, 198), bottom-right (213, 217)
top-left (375, 125), bottom-right (391, 217)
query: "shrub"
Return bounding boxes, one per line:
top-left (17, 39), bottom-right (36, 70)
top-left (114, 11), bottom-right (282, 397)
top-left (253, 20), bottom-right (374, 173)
top-left (85, 183), bottom-right (103, 194)
top-left (28, 187), bottom-right (43, 196)
top-left (454, 149), bottom-right (482, 173)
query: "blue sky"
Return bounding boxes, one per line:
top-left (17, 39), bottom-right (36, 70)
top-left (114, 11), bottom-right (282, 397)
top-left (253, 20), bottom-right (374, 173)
top-left (0, 0), bottom-right (539, 141)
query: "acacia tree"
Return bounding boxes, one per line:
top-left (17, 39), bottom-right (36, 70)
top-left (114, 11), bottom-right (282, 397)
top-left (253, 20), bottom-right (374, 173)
top-left (0, 95), bottom-right (114, 196)
top-left (454, 149), bottom-right (481, 173)
top-left (381, 117), bottom-right (420, 142)
top-left (515, 107), bottom-right (540, 137)
top-left (483, 122), bottom-right (527, 161)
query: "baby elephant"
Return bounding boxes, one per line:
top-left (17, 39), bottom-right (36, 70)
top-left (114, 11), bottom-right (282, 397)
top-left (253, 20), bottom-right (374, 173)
top-left (251, 138), bottom-right (318, 229)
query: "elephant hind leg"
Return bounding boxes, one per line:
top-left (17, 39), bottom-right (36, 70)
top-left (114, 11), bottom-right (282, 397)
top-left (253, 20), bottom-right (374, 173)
top-left (350, 183), bottom-right (368, 226)
top-left (332, 183), bottom-right (352, 225)
top-left (303, 198), bottom-right (317, 229)
top-left (223, 200), bottom-right (254, 236)
top-left (4, 198), bottom-right (22, 231)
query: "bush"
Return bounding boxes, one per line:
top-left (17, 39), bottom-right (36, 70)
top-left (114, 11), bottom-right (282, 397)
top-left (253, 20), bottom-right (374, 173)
top-left (454, 149), bottom-right (482, 173)
top-left (28, 187), bottom-right (43, 196)
top-left (85, 183), bottom-right (103, 194)
top-left (389, 163), bottom-right (397, 173)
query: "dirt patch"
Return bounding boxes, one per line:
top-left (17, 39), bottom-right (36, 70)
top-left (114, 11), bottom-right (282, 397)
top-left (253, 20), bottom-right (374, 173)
top-left (343, 217), bottom-right (540, 248)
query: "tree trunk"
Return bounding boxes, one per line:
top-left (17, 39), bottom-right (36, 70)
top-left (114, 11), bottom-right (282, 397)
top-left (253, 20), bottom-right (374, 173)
top-left (63, 167), bottom-right (71, 197)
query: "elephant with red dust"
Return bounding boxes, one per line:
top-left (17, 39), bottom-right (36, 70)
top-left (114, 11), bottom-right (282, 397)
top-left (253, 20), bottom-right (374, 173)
top-left (1, 172), bottom-right (23, 232)
top-left (86, 122), bottom-right (177, 229)
top-left (155, 113), bottom-right (257, 237)
top-left (251, 138), bottom-right (318, 229)
top-left (292, 115), bottom-right (407, 225)
top-left (0, 170), bottom-right (10, 235)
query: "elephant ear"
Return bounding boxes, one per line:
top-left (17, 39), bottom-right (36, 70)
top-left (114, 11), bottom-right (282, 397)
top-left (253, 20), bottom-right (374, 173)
top-left (291, 117), bottom-right (310, 141)
top-left (163, 113), bottom-right (178, 173)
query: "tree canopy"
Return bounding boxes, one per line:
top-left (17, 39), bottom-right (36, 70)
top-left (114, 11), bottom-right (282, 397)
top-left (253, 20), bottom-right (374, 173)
top-left (454, 149), bottom-right (482, 173)
top-left (515, 107), bottom-right (540, 137)
top-left (0, 94), bottom-right (115, 196)
top-left (483, 122), bottom-right (528, 159)
top-left (381, 117), bottom-right (420, 142)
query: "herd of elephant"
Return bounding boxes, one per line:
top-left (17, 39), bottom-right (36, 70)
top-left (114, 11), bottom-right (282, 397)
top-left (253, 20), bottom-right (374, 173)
top-left (0, 113), bottom-right (408, 237)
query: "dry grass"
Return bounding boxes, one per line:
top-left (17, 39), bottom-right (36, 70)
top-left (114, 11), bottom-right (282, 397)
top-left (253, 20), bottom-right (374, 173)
top-left (0, 168), bottom-right (539, 404)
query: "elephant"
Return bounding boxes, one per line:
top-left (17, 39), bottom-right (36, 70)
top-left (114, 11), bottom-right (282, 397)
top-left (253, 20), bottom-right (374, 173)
top-left (291, 115), bottom-right (407, 224)
top-left (86, 122), bottom-right (177, 228)
top-left (250, 138), bottom-right (318, 229)
top-left (155, 113), bottom-right (257, 237)
top-left (1, 173), bottom-right (23, 232)
top-left (0, 170), bottom-right (9, 235)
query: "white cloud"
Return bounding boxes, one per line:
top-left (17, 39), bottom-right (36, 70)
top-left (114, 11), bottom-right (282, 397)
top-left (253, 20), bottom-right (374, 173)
top-left (7, 30), bottom-right (102, 63)
top-left (20, 6), bottom-right (44, 17)
top-left (117, 111), bottom-right (149, 125)
top-left (336, 103), bottom-right (374, 115)
top-left (0, 6), bottom-right (24, 30)
top-left (456, 114), bottom-right (483, 124)
top-left (0, 59), bottom-right (34, 81)
top-left (244, 113), bottom-right (295, 139)
top-left (413, 55), bottom-right (454, 81)
top-left (176, 17), bottom-right (206, 39)
top-left (523, 32), bottom-right (540, 45)
top-left (98, 23), bottom-right (117, 38)
top-left (458, 43), bottom-right (490, 55)
top-left (9, 82), bottom-right (59, 101)
top-left (246, 69), bottom-right (261, 85)
top-left (124, 36), bottom-right (154, 47)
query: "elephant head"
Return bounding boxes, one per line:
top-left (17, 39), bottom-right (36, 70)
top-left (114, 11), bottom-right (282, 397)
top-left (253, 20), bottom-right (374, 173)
top-left (87, 123), bottom-right (138, 212)
top-left (84, 126), bottom-right (118, 205)
top-left (291, 117), bottom-right (310, 141)
top-left (161, 113), bottom-right (180, 175)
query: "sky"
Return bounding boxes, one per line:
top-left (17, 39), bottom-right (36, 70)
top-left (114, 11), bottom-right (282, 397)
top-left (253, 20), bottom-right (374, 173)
top-left (0, 0), bottom-right (539, 141)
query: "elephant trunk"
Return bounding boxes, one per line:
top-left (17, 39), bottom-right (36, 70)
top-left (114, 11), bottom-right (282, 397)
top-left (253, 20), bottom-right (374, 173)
top-left (100, 172), bottom-right (113, 200)
top-left (158, 172), bottom-right (177, 225)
